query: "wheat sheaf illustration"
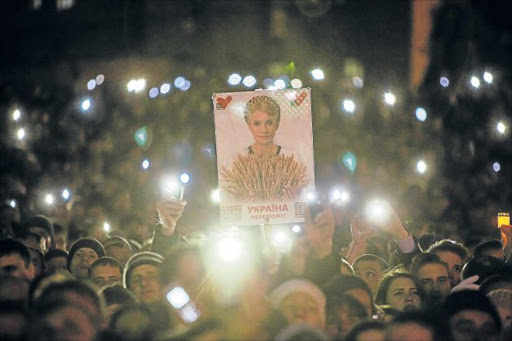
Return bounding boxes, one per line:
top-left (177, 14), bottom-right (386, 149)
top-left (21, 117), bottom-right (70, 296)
top-left (220, 154), bottom-right (309, 201)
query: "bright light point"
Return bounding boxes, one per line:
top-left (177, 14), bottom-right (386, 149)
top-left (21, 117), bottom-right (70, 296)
top-left (342, 99), bottom-right (356, 113)
top-left (166, 287), bottom-right (190, 309)
top-left (384, 92), bottom-right (396, 105)
top-left (9, 200), bottom-right (16, 209)
top-left (292, 225), bottom-right (301, 233)
top-left (272, 231), bottom-right (289, 247)
top-left (311, 68), bottom-right (325, 80)
top-left (352, 77), bottom-right (364, 88)
top-left (127, 78), bottom-right (146, 92)
top-left (17, 128), bottom-right (26, 140)
top-left (95, 74), bottom-right (105, 85)
top-left (339, 191), bottom-right (350, 203)
top-left (284, 91), bottom-right (298, 101)
top-left (305, 191), bottom-right (317, 203)
top-left (44, 193), bottom-right (54, 206)
top-left (174, 77), bottom-right (186, 88)
top-left (179, 172), bottom-right (191, 184)
top-left (228, 73), bottom-right (242, 86)
top-left (216, 237), bottom-right (243, 263)
top-left (470, 76), bottom-right (480, 88)
top-left (81, 99), bottom-right (91, 111)
top-left (274, 79), bottom-right (286, 90)
top-left (210, 189), bottom-right (221, 203)
top-left (291, 79), bottom-right (302, 89)
top-left (483, 72), bottom-right (493, 84)
top-left (365, 200), bottom-right (390, 224)
top-left (149, 87), bottom-right (159, 98)
top-left (242, 75), bottom-right (257, 88)
top-left (440, 77), bottom-right (450, 87)
top-left (161, 82), bottom-right (172, 94)
top-left (13, 109), bottom-right (21, 121)
top-left (180, 80), bottom-right (191, 91)
top-left (497, 122), bottom-right (506, 134)
top-left (103, 222), bottom-right (111, 233)
top-left (142, 159), bottom-right (150, 170)
top-left (62, 189), bottom-right (70, 200)
top-left (417, 160), bottom-right (427, 174)
top-left (415, 107), bottom-right (427, 122)
top-left (87, 79), bottom-right (96, 90)
top-left (493, 162), bottom-right (501, 173)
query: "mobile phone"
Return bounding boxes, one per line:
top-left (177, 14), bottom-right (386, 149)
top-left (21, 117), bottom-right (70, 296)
top-left (166, 286), bottom-right (201, 323)
top-left (498, 213), bottom-right (510, 228)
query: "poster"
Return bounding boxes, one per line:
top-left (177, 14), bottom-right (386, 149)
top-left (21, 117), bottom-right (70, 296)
top-left (213, 89), bottom-right (315, 226)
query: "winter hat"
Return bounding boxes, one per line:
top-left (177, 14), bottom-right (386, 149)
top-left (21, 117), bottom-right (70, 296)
top-left (123, 251), bottom-right (164, 289)
top-left (442, 290), bottom-right (502, 331)
top-left (104, 236), bottom-right (133, 252)
top-left (268, 279), bottom-right (326, 310)
top-left (23, 215), bottom-right (54, 242)
top-left (67, 237), bottom-right (106, 270)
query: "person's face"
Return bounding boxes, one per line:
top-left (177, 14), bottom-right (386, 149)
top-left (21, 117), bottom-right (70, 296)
top-left (416, 263), bottom-right (451, 306)
top-left (106, 245), bottom-right (132, 266)
top-left (435, 251), bottom-right (463, 287)
top-left (328, 302), bottom-right (367, 339)
top-left (386, 322), bottom-right (434, 341)
top-left (27, 248), bottom-right (44, 277)
top-left (280, 292), bottom-right (325, 330)
top-left (495, 304), bottom-right (512, 329)
top-left (28, 227), bottom-right (50, 252)
top-left (90, 265), bottom-right (122, 289)
top-left (46, 256), bottom-right (68, 273)
top-left (54, 233), bottom-right (67, 251)
top-left (385, 277), bottom-right (421, 312)
top-left (128, 264), bottom-right (162, 304)
top-left (69, 248), bottom-right (99, 280)
top-left (43, 306), bottom-right (97, 341)
top-left (247, 110), bottom-right (278, 146)
top-left (345, 288), bottom-right (373, 318)
top-left (449, 309), bottom-right (499, 341)
top-left (0, 254), bottom-right (35, 281)
top-left (354, 260), bottom-right (384, 295)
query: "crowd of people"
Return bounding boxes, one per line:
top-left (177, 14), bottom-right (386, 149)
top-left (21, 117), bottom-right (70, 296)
top-left (1, 195), bottom-right (512, 341)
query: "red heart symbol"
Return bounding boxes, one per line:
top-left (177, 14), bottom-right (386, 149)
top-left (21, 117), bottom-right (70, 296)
top-left (294, 92), bottom-right (307, 106)
top-left (216, 95), bottom-right (232, 109)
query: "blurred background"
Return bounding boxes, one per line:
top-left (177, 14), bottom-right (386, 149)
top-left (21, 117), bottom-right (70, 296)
top-left (1, 0), bottom-right (511, 245)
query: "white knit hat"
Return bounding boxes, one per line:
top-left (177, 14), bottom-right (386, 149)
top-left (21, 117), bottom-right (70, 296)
top-left (268, 279), bottom-right (326, 310)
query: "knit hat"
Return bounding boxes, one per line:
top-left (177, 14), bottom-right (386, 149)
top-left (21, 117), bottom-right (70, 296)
top-left (67, 237), bottom-right (106, 270)
top-left (104, 236), bottom-right (133, 252)
top-left (123, 251), bottom-right (164, 289)
top-left (23, 215), bottom-right (54, 242)
top-left (268, 279), bottom-right (326, 310)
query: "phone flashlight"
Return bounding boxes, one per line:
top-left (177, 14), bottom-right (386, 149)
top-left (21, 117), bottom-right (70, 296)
top-left (498, 213), bottom-right (510, 228)
top-left (365, 199), bottom-right (390, 225)
top-left (166, 286), bottom-right (201, 324)
top-left (161, 177), bottom-right (184, 201)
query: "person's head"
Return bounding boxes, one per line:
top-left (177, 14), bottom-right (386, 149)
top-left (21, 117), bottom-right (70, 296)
top-left (442, 290), bottom-right (501, 341)
top-left (353, 254), bottom-right (389, 296)
top-left (410, 253), bottom-right (451, 307)
top-left (0, 238), bottom-right (36, 281)
top-left (324, 274), bottom-right (375, 318)
top-left (104, 236), bottom-right (133, 266)
top-left (53, 223), bottom-right (68, 251)
top-left (461, 256), bottom-right (510, 284)
top-left (269, 279), bottom-right (326, 330)
top-left (123, 251), bottom-right (164, 304)
top-left (487, 289), bottom-right (512, 329)
top-left (23, 215), bottom-right (54, 253)
top-left (479, 274), bottom-right (512, 295)
top-left (244, 95), bottom-right (281, 146)
top-left (345, 320), bottom-right (386, 341)
top-left (160, 244), bottom-right (205, 294)
top-left (67, 237), bottom-right (106, 280)
top-left (385, 311), bottom-right (439, 341)
top-left (89, 257), bottom-right (123, 289)
top-left (100, 285), bottom-right (138, 325)
top-left (326, 294), bottom-right (369, 339)
top-left (474, 240), bottom-right (504, 260)
top-left (0, 275), bottom-right (30, 304)
top-left (375, 270), bottom-right (421, 312)
top-left (427, 239), bottom-right (468, 287)
top-left (44, 249), bottom-right (68, 273)
top-left (16, 230), bottom-right (46, 277)
top-left (0, 301), bottom-right (29, 340)
top-left (31, 300), bottom-right (98, 341)
top-left (274, 324), bottom-right (330, 341)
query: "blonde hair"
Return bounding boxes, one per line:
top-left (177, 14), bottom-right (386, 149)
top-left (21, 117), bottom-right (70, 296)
top-left (244, 95), bottom-right (281, 127)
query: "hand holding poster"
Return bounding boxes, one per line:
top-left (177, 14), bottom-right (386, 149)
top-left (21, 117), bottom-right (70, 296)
top-left (213, 89), bottom-right (315, 226)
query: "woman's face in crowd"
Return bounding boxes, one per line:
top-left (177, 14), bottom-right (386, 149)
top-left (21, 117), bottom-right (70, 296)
top-left (385, 277), bottom-right (421, 312)
top-left (248, 110), bottom-right (278, 146)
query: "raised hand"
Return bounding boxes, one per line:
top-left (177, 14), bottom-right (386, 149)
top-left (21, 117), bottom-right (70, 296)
top-left (156, 198), bottom-right (187, 236)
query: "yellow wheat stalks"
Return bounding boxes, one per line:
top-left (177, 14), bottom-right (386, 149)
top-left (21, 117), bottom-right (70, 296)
top-left (220, 154), bottom-right (309, 201)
